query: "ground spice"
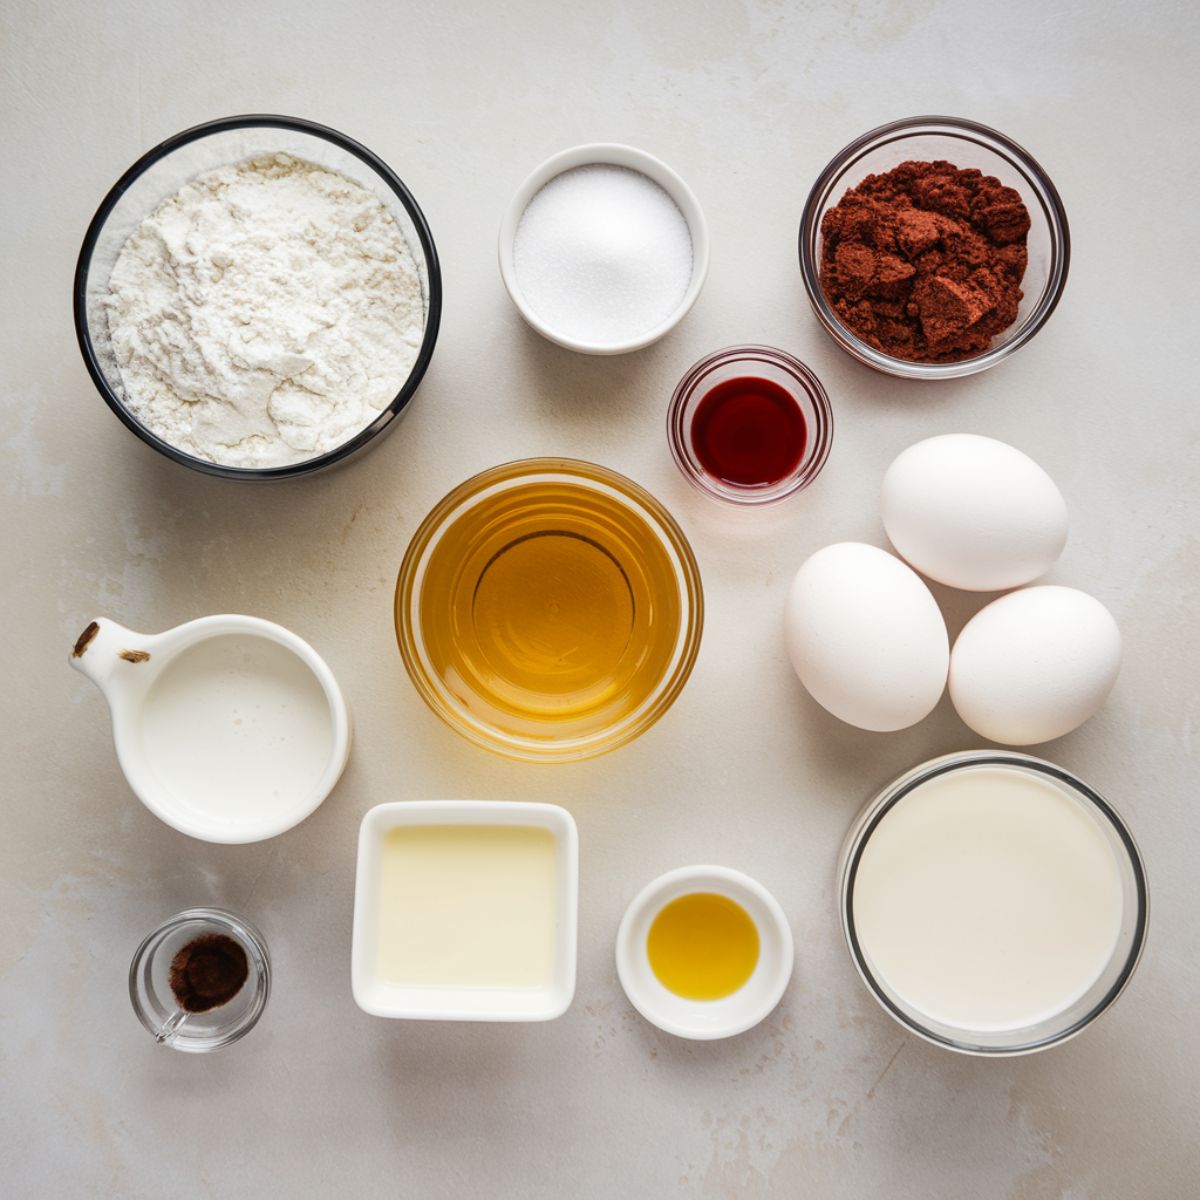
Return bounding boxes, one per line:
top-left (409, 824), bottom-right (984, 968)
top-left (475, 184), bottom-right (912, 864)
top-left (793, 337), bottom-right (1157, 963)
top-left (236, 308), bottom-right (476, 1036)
top-left (168, 933), bottom-right (249, 1013)
top-left (819, 160), bottom-right (1031, 363)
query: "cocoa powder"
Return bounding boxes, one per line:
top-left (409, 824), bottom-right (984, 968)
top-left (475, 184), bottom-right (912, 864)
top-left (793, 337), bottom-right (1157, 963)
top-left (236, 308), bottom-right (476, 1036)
top-left (168, 932), bottom-right (249, 1013)
top-left (819, 160), bottom-right (1030, 363)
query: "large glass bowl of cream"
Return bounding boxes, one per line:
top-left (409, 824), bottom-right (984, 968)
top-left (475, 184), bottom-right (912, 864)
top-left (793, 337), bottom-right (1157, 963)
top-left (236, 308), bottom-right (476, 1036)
top-left (838, 751), bottom-right (1148, 1055)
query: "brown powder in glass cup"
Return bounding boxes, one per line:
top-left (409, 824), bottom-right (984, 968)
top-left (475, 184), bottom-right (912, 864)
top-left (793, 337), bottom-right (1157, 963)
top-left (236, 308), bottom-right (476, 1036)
top-left (818, 160), bottom-right (1031, 363)
top-left (168, 932), bottom-right (249, 1013)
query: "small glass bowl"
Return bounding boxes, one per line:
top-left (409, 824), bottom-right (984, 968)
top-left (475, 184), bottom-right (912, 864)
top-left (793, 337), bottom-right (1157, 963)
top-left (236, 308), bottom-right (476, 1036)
top-left (74, 114), bottom-right (442, 480)
top-left (667, 345), bottom-right (833, 505)
top-left (129, 907), bottom-right (270, 1052)
top-left (395, 458), bottom-right (704, 763)
top-left (798, 116), bottom-right (1070, 380)
top-left (838, 751), bottom-right (1148, 1056)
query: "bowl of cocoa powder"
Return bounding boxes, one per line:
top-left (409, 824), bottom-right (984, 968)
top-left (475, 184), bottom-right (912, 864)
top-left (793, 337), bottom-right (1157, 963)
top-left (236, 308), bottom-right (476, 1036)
top-left (799, 116), bottom-right (1069, 379)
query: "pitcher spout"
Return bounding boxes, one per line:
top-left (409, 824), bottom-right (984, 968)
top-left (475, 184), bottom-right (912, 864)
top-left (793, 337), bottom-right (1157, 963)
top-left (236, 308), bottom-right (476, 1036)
top-left (69, 617), bottom-right (154, 701)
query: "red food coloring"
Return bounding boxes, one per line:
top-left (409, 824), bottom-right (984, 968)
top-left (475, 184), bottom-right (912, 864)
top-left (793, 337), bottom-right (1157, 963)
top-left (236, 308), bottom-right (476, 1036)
top-left (689, 375), bottom-right (808, 488)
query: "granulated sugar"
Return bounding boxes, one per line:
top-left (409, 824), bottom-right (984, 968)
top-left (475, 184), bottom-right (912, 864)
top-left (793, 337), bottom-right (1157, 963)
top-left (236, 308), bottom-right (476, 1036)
top-left (512, 165), bottom-right (693, 345)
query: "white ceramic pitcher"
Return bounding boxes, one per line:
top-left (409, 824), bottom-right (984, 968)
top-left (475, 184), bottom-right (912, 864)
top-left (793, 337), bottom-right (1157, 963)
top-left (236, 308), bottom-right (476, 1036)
top-left (70, 615), bottom-right (351, 843)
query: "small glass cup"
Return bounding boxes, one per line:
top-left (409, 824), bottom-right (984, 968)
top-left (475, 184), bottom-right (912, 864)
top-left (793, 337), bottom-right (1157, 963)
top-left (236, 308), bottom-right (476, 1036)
top-left (667, 345), bottom-right (833, 506)
top-left (129, 907), bottom-right (271, 1052)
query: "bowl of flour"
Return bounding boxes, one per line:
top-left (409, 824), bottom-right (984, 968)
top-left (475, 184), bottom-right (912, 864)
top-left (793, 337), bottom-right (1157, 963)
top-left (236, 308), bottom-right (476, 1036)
top-left (74, 115), bottom-right (441, 478)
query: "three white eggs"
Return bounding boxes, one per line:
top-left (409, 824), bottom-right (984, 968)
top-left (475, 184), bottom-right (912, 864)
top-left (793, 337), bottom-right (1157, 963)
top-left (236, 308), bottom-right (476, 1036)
top-left (785, 434), bottom-right (1121, 743)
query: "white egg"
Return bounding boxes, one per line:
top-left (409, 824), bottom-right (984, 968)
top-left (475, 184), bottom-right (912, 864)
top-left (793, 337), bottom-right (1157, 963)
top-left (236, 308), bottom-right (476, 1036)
top-left (950, 586), bottom-right (1121, 745)
top-left (882, 434), bottom-right (1068, 591)
top-left (784, 542), bottom-right (949, 732)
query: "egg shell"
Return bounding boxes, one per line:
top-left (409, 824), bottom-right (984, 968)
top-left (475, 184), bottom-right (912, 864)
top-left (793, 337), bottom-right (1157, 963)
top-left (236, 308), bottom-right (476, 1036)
top-left (882, 434), bottom-right (1068, 592)
top-left (784, 542), bottom-right (949, 732)
top-left (949, 586), bottom-right (1121, 745)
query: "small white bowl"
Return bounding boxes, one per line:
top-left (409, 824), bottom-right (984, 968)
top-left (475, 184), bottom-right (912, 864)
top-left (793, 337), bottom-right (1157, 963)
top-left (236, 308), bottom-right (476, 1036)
top-left (497, 142), bottom-right (710, 355)
top-left (352, 801), bottom-right (578, 1021)
top-left (616, 865), bottom-right (794, 1040)
top-left (69, 614), bottom-right (351, 844)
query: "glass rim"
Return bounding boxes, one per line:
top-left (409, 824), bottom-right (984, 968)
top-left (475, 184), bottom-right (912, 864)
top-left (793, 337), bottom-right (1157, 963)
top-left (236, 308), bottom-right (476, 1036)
top-left (666, 344), bottom-right (834, 506)
top-left (72, 113), bottom-right (443, 481)
top-left (394, 457), bottom-right (704, 763)
top-left (797, 115), bottom-right (1071, 381)
top-left (838, 750), bottom-right (1148, 1056)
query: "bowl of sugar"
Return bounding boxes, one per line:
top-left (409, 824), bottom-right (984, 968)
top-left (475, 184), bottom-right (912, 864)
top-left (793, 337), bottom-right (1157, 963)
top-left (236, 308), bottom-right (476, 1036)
top-left (498, 143), bottom-right (709, 355)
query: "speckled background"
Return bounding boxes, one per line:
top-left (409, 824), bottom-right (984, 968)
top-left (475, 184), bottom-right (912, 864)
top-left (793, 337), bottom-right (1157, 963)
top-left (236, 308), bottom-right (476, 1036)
top-left (3, 1), bottom-right (1197, 1195)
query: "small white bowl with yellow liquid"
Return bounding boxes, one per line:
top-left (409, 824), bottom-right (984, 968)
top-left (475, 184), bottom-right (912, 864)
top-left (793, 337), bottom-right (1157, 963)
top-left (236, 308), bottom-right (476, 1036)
top-left (616, 865), bottom-right (794, 1040)
top-left (352, 800), bottom-right (578, 1021)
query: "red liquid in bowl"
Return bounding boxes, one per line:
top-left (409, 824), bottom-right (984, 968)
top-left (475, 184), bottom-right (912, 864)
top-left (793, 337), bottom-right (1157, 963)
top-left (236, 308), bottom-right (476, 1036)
top-left (689, 375), bottom-right (807, 488)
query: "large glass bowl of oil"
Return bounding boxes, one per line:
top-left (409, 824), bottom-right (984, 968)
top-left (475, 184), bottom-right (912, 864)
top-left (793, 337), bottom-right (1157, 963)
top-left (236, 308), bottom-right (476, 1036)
top-left (395, 459), bottom-right (704, 762)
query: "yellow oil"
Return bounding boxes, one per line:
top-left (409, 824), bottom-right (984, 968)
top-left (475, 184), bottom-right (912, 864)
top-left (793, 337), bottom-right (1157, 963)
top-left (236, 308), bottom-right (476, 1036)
top-left (417, 476), bottom-right (682, 741)
top-left (646, 893), bottom-right (760, 1000)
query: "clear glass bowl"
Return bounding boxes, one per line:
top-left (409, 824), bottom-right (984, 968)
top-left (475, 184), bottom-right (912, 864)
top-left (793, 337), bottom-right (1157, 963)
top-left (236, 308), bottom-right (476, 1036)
top-left (798, 116), bottom-right (1070, 380)
top-left (129, 907), bottom-right (270, 1052)
top-left (667, 345), bottom-right (833, 505)
top-left (838, 751), bottom-right (1148, 1056)
top-left (395, 458), bottom-right (704, 763)
top-left (73, 114), bottom-right (442, 480)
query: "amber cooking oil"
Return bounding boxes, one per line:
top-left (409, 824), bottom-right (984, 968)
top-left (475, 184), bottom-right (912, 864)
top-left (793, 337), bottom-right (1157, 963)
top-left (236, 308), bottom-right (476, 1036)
top-left (415, 472), bottom-right (683, 743)
top-left (646, 893), bottom-right (761, 1000)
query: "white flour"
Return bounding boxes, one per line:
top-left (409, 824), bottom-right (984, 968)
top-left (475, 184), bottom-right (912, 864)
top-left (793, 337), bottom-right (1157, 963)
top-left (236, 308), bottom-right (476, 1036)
top-left (104, 153), bottom-right (424, 468)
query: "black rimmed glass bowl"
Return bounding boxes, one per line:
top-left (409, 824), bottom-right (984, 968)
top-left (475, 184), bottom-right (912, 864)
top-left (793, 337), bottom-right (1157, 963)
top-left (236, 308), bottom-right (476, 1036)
top-left (73, 115), bottom-right (442, 480)
top-left (798, 116), bottom-right (1069, 380)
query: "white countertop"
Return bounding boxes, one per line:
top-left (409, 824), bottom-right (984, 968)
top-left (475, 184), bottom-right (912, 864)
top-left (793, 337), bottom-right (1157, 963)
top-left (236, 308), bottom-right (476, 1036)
top-left (4, 0), bottom-right (1198, 1195)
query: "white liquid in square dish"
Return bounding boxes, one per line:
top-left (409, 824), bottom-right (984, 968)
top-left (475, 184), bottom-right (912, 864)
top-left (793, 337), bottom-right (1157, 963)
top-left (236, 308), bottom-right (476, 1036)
top-left (852, 766), bottom-right (1124, 1032)
top-left (376, 824), bottom-right (558, 988)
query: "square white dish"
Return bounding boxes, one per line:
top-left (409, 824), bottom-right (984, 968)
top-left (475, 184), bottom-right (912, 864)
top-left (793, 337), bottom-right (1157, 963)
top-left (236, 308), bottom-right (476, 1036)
top-left (351, 800), bottom-right (578, 1021)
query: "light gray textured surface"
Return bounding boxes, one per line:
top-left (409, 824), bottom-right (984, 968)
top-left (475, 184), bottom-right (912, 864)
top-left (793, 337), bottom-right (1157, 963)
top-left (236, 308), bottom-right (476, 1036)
top-left (3, 1), bottom-right (1198, 1195)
